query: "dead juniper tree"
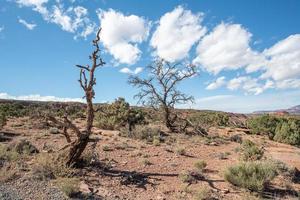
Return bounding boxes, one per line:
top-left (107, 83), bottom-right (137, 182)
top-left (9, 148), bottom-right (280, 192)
top-left (128, 59), bottom-right (197, 132)
top-left (47, 28), bottom-right (105, 166)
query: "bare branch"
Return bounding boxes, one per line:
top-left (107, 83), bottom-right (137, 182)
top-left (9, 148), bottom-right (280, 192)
top-left (129, 59), bottom-right (196, 132)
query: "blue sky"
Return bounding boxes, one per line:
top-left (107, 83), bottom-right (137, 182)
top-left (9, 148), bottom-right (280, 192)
top-left (0, 0), bottom-right (299, 113)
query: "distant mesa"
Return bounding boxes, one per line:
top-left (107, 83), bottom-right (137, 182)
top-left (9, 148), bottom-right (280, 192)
top-left (253, 105), bottom-right (300, 115)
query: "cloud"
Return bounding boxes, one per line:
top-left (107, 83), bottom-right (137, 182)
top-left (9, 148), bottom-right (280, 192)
top-left (97, 9), bottom-right (150, 65)
top-left (0, 26), bottom-right (4, 32)
top-left (193, 23), bottom-right (265, 74)
top-left (119, 67), bottom-right (143, 75)
top-left (16, 0), bottom-right (48, 15)
top-left (206, 76), bottom-right (226, 90)
top-left (227, 76), bottom-right (274, 95)
top-left (0, 92), bottom-right (84, 102)
top-left (181, 90), bottom-right (300, 113)
top-left (151, 6), bottom-right (206, 62)
top-left (276, 79), bottom-right (300, 89)
top-left (259, 34), bottom-right (300, 81)
top-left (195, 22), bottom-right (299, 93)
top-left (18, 18), bottom-right (37, 30)
top-left (16, 1), bottom-right (95, 38)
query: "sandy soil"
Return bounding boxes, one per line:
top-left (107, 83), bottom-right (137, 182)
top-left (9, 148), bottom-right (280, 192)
top-left (1, 117), bottom-right (300, 200)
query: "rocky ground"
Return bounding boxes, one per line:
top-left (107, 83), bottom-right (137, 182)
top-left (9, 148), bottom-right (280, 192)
top-left (1, 117), bottom-right (300, 200)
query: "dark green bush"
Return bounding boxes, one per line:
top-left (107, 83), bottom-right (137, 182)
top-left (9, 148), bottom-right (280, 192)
top-left (247, 115), bottom-right (300, 146)
top-left (0, 103), bottom-right (27, 117)
top-left (240, 139), bottom-right (264, 161)
top-left (188, 111), bottom-right (229, 130)
top-left (224, 161), bottom-right (277, 192)
top-left (0, 113), bottom-right (6, 129)
top-left (95, 97), bottom-right (146, 130)
top-left (120, 125), bottom-right (162, 142)
top-left (247, 115), bottom-right (280, 138)
top-left (274, 118), bottom-right (300, 145)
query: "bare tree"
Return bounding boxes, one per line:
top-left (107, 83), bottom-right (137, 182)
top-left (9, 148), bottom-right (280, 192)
top-left (129, 59), bottom-right (197, 132)
top-left (47, 28), bottom-right (105, 166)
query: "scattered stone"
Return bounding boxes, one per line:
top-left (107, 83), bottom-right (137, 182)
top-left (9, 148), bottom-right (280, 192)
top-left (49, 127), bottom-right (60, 134)
top-left (79, 181), bottom-right (92, 194)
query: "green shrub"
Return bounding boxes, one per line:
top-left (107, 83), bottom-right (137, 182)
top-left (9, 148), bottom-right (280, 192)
top-left (152, 136), bottom-right (161, 146)
top-left (54, 177), bottom-right (80, 197)
top-left (224, 161), bottom-right (277, 192)
top-left (247, 115), bottom-right (300, 146)
top-left (95, 98), bottom-right (146, 130)
top-left (31, 153), bottom-right (75, 180)
top-left (176, 147), bottom-right (186, 156)
top-left (240, 140), bottom-right (264, 161)
top-left (194, 160), bottom-right (207, 173)
top-left (179, 171), bottom-right (196, 183)
top-left (188, 111), bottom-right (229, 130)
top-left (120, 125), bottom-right (162, 142)
top-left (11, 139), bottom-right (39, 155)
top-left (0, 113), bottom-right (6, 129)
top-left (247, 115), bottom-right (280, 138)
top-left (194, 186), bottom-right (211, 200)
top-left (141, 159), bottom-right (152, 166)
top-left (274, 118), bottom-right (300, 145)
top-left (0, 144), bottom-right (20, 163)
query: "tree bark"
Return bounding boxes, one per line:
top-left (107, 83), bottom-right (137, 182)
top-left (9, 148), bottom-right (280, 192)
top-left (66, 133), bottom-right (89, 166)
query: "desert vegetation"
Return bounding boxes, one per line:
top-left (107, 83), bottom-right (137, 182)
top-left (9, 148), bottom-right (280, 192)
top-left (247, 115), bottom-right (300, 146)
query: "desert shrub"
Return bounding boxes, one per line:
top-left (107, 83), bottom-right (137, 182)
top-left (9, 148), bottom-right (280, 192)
top-left (152, 136), bottom-right (161, 146)
top-left (179, 171), bottom-right (196, 183)
top-left (0, 112), bottom-right (7, 129)
top-left (120, 125), bottom-right (162, 142)
top-left (95, 98), bottom-right (146, 130)
top-left (10, 139), bottom-right (39, 155)
top-left (176, 147), bottom-right (186, 156)
top-left (102, 145), bottom-right (112, 151)
top-left (230, 134), bottom-right (243, 143)
top-left (247, 115), bottom-right (300, 146)
top-left (247, 115), bottom-right (280, 138)
top-left (273, 118), bottom-right (300, 145)
top-left (188, 111), bottom-right (229, 130)
top-left (269, 159), bottom-right (297, 181)
top-left (179, 170), bottom-right (203, 184)
top-left (0, 162), bottom-right (20, 183)
top-left (217, 152), bottom-right (231, 160)
top-left (194, 186), bottom-right (211, 200)
top-left (0, 144), bottom-right (20, 165)
top-left (240, 140), bottom-right (264, 161)
top-left (54, 177), bottom-right (80, 197)
top-left (31, 153), bottom-right (75, 180)
top-left (0, 102), bottom-right (27, 117)
top-left (141, 159), bottom-right (152, 166)
top-left (194, 160), bottom-right (207, 173)
top-left (224, 161), bottom-right (277, 192)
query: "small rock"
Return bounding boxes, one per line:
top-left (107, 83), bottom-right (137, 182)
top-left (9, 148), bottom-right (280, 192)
top-left (79, 181), bottom-right (92, 194)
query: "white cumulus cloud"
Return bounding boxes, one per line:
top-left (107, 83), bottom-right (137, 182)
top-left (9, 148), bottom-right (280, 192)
top-left (193, 23), bottom-right (265, 74)
top-left (227, 76), bottom-right (274, 95)
top-left (119, 67), bottom-right (143, 75)
top-left (260, 34), bottom-right (300, 81)
top-left (0, 92), bottom-right (84, 102)
top-left (151, 6), bottom-right (206, 62)
top-left (18, 18), bottom-right (37, 30)
top-left (206, 76), bottom-right (226, 90)
top-left (16, 1), bottom-right (96, 39)
top-left (97, 9), bottom-right (150, 65)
